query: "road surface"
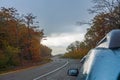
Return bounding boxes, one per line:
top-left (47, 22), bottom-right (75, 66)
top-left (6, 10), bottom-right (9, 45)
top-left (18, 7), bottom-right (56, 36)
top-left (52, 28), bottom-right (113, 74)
top-left (0, 57), bottom-right (81, 80)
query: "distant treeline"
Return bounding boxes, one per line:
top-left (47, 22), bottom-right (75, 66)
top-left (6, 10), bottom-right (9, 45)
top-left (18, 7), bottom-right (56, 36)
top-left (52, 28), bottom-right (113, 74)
top-left (0, 7), bottom-right (52, 70)
top-left (63, 0), bottom-right (120, 59)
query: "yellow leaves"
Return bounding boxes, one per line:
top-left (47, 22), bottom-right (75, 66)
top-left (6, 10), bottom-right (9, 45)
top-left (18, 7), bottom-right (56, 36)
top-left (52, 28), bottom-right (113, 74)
top-left (5, 45), bottom-right (20, 54)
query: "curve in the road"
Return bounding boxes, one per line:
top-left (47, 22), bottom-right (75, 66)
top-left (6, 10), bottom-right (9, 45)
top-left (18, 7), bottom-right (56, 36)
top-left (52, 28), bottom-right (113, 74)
top-left (33, 61), bottom-right (69, 80)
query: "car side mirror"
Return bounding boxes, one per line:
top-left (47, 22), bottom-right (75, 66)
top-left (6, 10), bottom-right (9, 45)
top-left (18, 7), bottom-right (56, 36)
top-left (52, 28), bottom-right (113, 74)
top-left (67, 68), bottom-right (79, 76)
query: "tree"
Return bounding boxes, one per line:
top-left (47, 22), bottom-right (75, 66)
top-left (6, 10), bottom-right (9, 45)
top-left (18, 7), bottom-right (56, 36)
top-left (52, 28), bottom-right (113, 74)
top-left (24, 13), bottom-right (36, 60)
top-left (40, 45), bottom-right (52, 58)
top-left (85, 0), bottom-right (120, 49)
top-left (64, 0), bottom-right (120, 59)
top-left (0, 7), bottom-right (52, 70)
top-left (89, 0), bottom-right (120, 14)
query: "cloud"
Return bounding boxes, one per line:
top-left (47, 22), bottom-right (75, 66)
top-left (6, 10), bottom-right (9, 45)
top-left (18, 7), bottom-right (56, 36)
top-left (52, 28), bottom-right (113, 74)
top-left (41, 24), bottom-right (89, 55)
top-left (41, 32), bottom-right (85, 55)
top-left (50, 46), bottom-right (66, 55)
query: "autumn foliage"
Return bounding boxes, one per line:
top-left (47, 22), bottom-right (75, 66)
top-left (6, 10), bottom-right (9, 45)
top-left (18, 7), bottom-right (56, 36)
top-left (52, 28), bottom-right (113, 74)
top-left (63, 0), bottom-right (120, 59)
top-left (0, 7), bottom-right (52, 70)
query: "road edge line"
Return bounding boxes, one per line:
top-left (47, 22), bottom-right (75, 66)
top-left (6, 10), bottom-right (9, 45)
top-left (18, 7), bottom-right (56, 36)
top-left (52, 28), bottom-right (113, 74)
top-left (33, 61), bottom-right (69, 80)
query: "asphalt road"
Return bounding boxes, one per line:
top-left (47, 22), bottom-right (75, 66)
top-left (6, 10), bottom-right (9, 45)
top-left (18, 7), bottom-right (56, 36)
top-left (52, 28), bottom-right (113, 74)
top-left (0, 57), bottom-right (81, 80)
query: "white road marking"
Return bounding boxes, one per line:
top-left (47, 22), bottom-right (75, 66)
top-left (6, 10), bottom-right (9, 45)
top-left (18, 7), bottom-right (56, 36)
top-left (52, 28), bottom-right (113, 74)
top-left (33, 61), bottom-right (69, 80)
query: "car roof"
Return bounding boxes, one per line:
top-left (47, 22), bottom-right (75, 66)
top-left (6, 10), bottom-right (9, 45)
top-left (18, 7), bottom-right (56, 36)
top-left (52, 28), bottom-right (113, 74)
top-left (97, 29), bottom-right (120, 49)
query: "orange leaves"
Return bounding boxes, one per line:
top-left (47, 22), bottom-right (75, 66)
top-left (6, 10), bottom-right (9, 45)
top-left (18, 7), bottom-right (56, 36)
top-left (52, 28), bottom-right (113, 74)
top-left (30, 38), bottom-right (41, 62)
top-left (0, 7), bottom-right (52, 68)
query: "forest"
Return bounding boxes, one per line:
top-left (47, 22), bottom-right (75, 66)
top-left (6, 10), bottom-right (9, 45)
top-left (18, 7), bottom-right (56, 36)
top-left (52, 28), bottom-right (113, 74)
top-left (63, 0), bottom-right (120, 59)
top-left (0, 7), bottom-right (52, 71)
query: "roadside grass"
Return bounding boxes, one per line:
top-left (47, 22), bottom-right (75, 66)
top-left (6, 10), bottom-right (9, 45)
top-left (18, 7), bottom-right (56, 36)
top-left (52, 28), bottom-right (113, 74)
top-left (61, 54), bottom-right (83, 59)
top-left (0, 58), bottom-right (52, 74)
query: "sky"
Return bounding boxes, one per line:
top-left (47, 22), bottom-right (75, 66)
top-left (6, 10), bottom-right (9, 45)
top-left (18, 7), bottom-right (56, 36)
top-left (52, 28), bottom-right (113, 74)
top-left (0, 0), bottom-right (94, 55)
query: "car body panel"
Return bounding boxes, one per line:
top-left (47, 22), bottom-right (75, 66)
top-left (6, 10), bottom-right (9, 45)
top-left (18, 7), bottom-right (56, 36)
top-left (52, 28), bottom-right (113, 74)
top-left (77, 48), bottom-right (120, 80)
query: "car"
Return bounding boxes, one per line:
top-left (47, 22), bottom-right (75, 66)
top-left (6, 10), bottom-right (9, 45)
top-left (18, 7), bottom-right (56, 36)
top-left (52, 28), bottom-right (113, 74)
top-left (68, 29), bottom-right (120, 80)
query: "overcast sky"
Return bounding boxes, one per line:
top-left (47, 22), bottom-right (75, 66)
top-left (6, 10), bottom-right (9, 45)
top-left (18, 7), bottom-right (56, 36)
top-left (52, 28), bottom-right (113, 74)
top-left (0, 0), bottom-right (94, 55)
